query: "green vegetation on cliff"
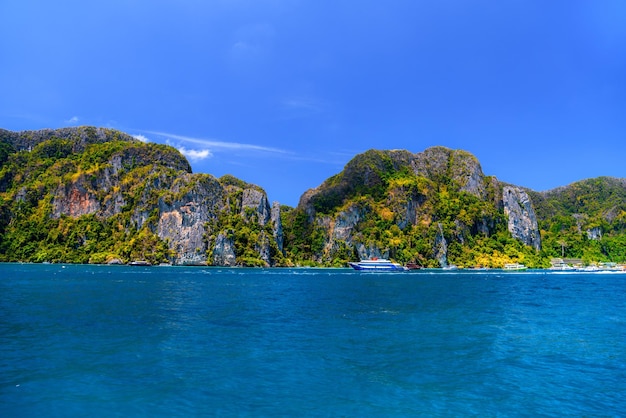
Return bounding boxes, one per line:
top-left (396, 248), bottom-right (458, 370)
top-left (0, 129), bottom-right (185, 264)
top-left (0, 127), bottom-right (285, 266)
top-left (282, 149), bottom-right (626, 268)
top-left (1, 128), bottom-right (624, 267)
top-left (529, 177), bottom-right (626, 264)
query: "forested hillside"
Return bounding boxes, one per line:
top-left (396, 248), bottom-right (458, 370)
top-left (282, 148), bottom-right (546, 268)
top-left (0, 127), bottom-right (284, 266)
top-left (1, 127), bottom-right (624, 267)
top-left (528, 177), bottom-right (626, 263)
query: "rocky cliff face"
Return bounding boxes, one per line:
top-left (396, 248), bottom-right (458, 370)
top-left (271, 202), bottom-right (284, 252)
top-left (434, 223), bottom-right (449, 267)
top-left (0, 127), bottom-right (283, 266)
top-left (411, 147), bottom-right (486, 198)
top-left (291, 146), bottom-right (542, 266)
top-left (157, 174), bottom-right (225, 265)
top-left (502, 186), bottom-right (541, 250)
top-left (52, 180), bottom-right (102, 218)
top-left (7, 126), bottom-right (620, 267)
top-left (212, 232), bottom-right (237, 266)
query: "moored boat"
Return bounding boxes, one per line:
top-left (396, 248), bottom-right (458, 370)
top-left (549, 263), bottom-right (575, 271)
top-left (348, 258), bottom-right (408, 271)
top-left (129, 260), bottom-right (152, 266)
top-left (503, 263), bottom-right (527, 271)
top-left (405, 262), bottom-right (422, 270)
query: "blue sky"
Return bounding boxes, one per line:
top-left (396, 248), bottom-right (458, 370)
top-left (1, 1), bottom-right (625, 206)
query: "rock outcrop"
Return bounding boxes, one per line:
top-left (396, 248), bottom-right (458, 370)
top-left (434, 223), bottom-right (449, 267)
top-left (6, 127), bottom-right (622, 267)
top-left (52, 180), bottom-right (101, 218)
top-left (157, 174), bottom-right (225, 265)
top-left (241, 188), bottom-right (271, 225)
top-left (271, 202), bottom-right (284, 253)
top-left (0, 127), bottom-right (283, 266)
top-left (411, 147), bottom-right (486, 198)
top-left (502, 186), bottom-right (541, 250)
top-left (212, 232), bottom-right (237, 266)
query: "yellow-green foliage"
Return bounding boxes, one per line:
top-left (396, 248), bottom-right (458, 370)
top-left (0, 133), bottom-right (186, 264)
top-left (281, 149), bottom-right (562, 268)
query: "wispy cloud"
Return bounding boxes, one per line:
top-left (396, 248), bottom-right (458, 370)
top-left (279, 96), bottom-right (328, 120)
top-left (65, 116), bottom-right (79, 124)
top-left (144, 130), bottom-right (289, 154)
top-left (133, 134), bottom-right (149, 143)
top-left (178, 147), bottom-right (212, 162)
top-left (229, 23), bottom-right (275, 63)
top-left (282, 97), bottom-right (324, 112)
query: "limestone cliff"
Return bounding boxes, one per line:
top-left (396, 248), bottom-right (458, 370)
top-left (502, 186), bottom-right (541, 251)
top-left (290, 147), bottom-right (499, 264)
top-left (212, 232), bottom-right (237, 266)
top-left (0, 127), bottom-right (283, 266)
top-left (0, 126), bottom-right (138, 153)
top-left (411, 147), bottom-right (487, 197)
top-left (434, 223), bottom-right (449, 267)
top-left (288, 147), bottom-right (541, 267)
top-left (3, 126), bottom-right (623, 267)
top-left (157, 174), bottom-right (225, 265)
top-left (271, 202), bottom-right (284, 253)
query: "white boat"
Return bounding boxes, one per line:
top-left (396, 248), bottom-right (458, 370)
top-left (503, 263), bottom-right (527, 271)
top-left (348, 258), bottom-right (408, 271)
top-left (549, 262), bottom-right (575, 271)
top-left (129, 260), bottom-right (152, 266)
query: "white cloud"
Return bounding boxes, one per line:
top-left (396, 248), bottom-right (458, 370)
top-left (178, 147), bottom-right (213, 162)
top-left (144, 130), bottom-right (288, 154)
top-left (133, 134), bottom-right (149, 143)
top-left (66, 116), bottom-right (79, 124)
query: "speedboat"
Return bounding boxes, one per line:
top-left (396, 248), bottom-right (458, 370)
top-left (348, 258), bottom-right (408, 271)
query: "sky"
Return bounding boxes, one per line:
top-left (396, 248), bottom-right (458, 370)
top-left (1, 0), bottom-right (625, 206)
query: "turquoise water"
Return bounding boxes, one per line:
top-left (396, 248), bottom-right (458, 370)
top-left (1, 264), bottom-right (625, 417)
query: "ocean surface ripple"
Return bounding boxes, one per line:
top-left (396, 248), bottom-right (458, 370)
top-left (1, 264), bottom-right (625, 417)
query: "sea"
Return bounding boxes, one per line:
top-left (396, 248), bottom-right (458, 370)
top-left (1, 264), bottom-right (625, 417)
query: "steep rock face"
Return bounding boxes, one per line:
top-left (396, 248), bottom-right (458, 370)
top-left (157, 173), bottom-right (225, 265)
top-left (271, 202), bottom-right (284, 253)
top-left (411, 147), bottom-right (486, 197)
top-left (295, 147), bottom-right (495, 263)
top-left (451, 153), bottom-right (486, 197)
top-left (46, 138), bottom-right (192, 222)
top-left (355, 242), bottom-right (386, 260)
top-left (316, 203), bottom-right (365, 260)
top-left (434, 223), bottom-right (449, 267)
top-left (587, 227), bottom-right (602, 240)
top-left (297, 187), bottom-right (319, 221)
top-left (212, 232), bottom-right (237, 266)
top-left (1, 126), bottom-right (137, 153)
top-left (52, 180), bottom-right (101, 218)
top-left (0, 127), bottom-right (286, 266)
top-left (502, 186), bottom-right (541, 250)
top-left (289, 146), bottom-right (548, 266)
top-left (411, 147), bottom-right (450, 181)
top-left (332, 204), bottom-right (364, 242)
top-left (241, 188), bottom-right (271, 225)
top-left (130, 171), bottom-right (180, 229)
top-left (255, 231), bottom-right (272, 265)
top-left (387, 182), bottom-right (429, 230)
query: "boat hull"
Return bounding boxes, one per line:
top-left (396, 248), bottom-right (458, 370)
top-left (348, 261), bottom-right (407, 271)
